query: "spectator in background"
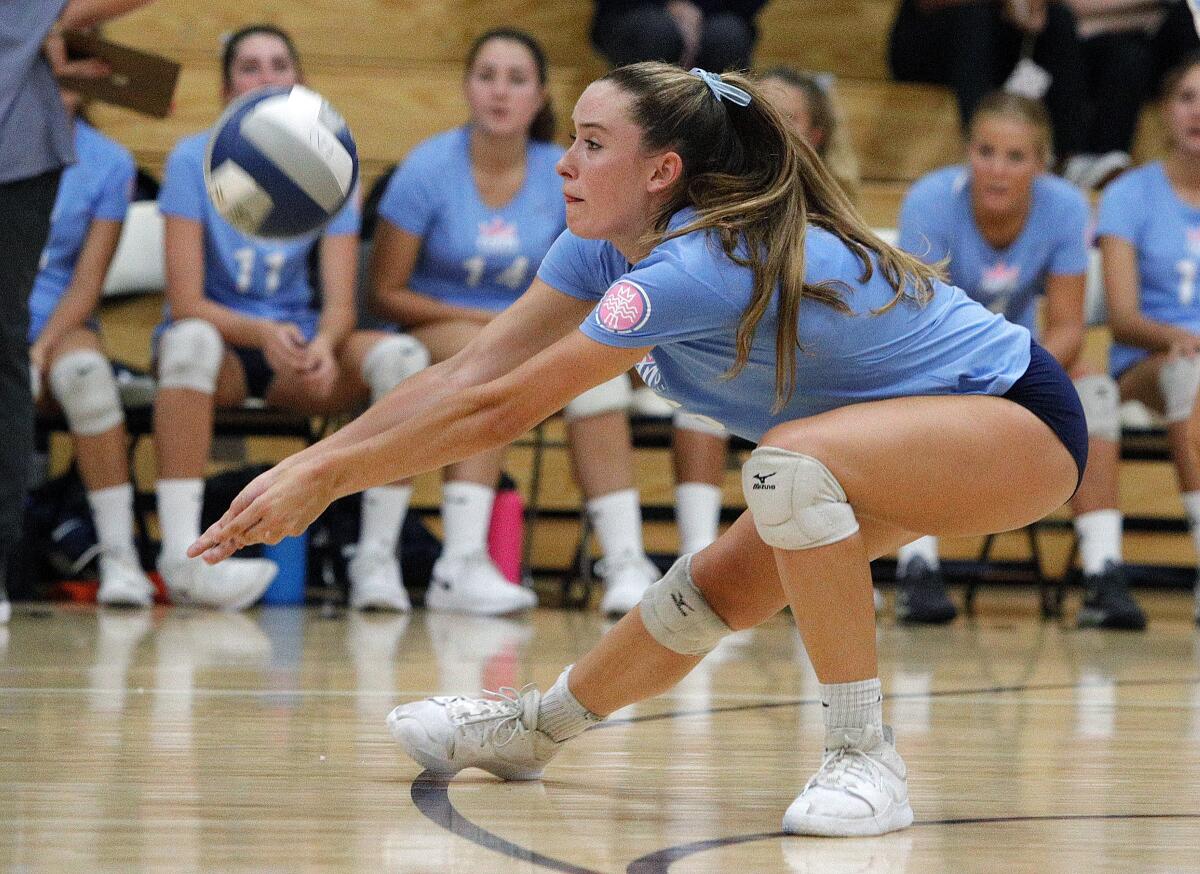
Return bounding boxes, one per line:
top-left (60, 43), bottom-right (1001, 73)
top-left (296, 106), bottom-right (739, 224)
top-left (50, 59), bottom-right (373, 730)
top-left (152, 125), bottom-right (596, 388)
top-left (1063, 0), bottom-right (1200, 189)
top-left (591, 1), bottom-right (768, 70)
top-left (888, 0), bottom-right (1089, 169)
top-left (898, 92), bottom-right (1145, 629)
top-left (370, 28), bottom-right (661, 617)
top-left (0, 0), bottom-right (157, 625)
top-left (29, 85), bottom-right (156, 607)
top-left (153, 24), bottom-right (429, 612)
top-left (1097, 53), bottom-right (1200, 627)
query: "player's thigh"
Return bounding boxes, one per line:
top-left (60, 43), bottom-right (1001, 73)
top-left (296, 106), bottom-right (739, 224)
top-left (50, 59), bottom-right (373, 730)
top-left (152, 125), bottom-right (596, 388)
top-left (758, 394), bottom-right (1077, 537)
top-left (408, 319), bottom-right (483, 364)
top-left (692, 509), bottom-right (918, 629)
top-left (1116, 354), bottom-right (1168, 414)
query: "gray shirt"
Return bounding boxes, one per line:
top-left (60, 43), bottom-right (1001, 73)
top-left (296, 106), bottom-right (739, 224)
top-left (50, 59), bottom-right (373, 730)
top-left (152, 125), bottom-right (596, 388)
top-left (0, 0), bottom-right (73, 184)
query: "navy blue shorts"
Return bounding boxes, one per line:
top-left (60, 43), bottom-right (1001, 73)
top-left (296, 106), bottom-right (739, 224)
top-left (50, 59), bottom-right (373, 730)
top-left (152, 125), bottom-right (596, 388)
top-left (1001, 339), bottom-right (1089, 490)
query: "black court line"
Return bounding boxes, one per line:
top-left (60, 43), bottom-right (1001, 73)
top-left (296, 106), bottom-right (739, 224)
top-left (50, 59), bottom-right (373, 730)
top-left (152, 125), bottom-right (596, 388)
top-left (410, 772), bottom-right (605, 874)
top-left (593, 675), bottom-right (1200, 729)
top-left (412, 772), bottom-right (1200, 874)
top-left (625, 814), bottom-right (1200, 873)
top-left (408, 676), bottom-right (1200, 873)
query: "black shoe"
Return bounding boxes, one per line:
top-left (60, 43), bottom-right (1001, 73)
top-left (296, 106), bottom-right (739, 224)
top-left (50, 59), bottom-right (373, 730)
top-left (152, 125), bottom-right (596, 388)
top-left (1076, 563), bottom-right (1146, 631)
top-left (895, 558), bottom-right (957, 625)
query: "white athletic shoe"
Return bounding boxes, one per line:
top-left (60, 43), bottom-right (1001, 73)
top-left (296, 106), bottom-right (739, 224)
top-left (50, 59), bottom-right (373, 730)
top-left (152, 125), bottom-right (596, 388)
top-left (387, 686), bottom-right (562, 780)
top-left (348, 547), bottom-right (410, 612)
top-left (597, 552), bottom-right (659, 617)
top-left (0, 595), bottom-right (9, 625)
top-left (783, 724), bottom-right (914, 837)
top-left (96, 548), bottom-right (155, 608)
top-left (425, 551), bottom-right (537, 615)
top-left (159, 555), bottom-right (277, 611)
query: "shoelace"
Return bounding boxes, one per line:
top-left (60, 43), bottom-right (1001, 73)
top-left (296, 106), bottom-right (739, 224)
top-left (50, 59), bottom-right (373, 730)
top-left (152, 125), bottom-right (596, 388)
top-left (807, 746), bottom-right (882, 793)
top-left (446, 686), bottom-right (534, 750)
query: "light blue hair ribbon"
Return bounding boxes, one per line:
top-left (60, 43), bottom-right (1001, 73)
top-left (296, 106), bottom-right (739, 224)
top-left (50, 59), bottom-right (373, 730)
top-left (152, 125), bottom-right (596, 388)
top-left (689, 68), bottom-right (752, 107)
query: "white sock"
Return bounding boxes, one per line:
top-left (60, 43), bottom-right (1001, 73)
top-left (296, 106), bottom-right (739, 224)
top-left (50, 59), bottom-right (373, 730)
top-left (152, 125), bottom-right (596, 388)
top-left (587, 488), bottom-right (645, 560)
top-left (897, 536), bottom-right (939, 574)
top-left (88, 483), bottom-right (137, 557)
top-left (537, 666), bottom-right (602, 742)
top-left (674, 482), bottom-right (721, 554)
top-left (156, 478), bottom-right (203, 565)
top-left (1073, 509), bottom-right (1123, 575)
top-left (820, 678), bottom-right (883, 741)
top-left (358, 485), bottom-right (411, 554)
top-left (441, 481), bottom-right (494, 559)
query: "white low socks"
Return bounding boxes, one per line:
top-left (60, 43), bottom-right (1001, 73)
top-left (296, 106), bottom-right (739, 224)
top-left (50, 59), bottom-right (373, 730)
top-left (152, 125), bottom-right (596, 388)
top-left (587, 488), bottom-right (646, 560)
top-left (87, 483), bottom-right (137, 558)
top-left (820, 678), bottom-right (884, 742)
top-left (156, 479), bottom-right (204, 565)
top-left (358, 485), bottom-right (412, 554)
top-left (1073, 508), bottom-right (1123, 575)
top-left (896, 536), bottom-right (939, 575)
top-left (442, 481), bottom-right (494, 559)
top-left (675, 482), bottom-right (721, 555)
top-left (537, 666), bottom-right (602, 742)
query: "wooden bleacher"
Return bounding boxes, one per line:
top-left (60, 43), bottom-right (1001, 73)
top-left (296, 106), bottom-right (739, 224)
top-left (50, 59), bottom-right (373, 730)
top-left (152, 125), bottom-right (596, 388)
top-left (86, 0), bottom-right (1195, 597)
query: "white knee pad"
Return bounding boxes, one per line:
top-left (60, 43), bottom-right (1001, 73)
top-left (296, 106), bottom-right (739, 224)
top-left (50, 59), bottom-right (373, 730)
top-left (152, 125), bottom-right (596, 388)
top-left (157, 318), bottom-right (224, 394)
top-left (48, 349), bottom-right (124, 436)
top-left (564, 373), bottom-right (632, 421)
top-left (1072, 374), bottom-right (1120, 442)
top-left (742, 446), bottom-right (859, 550)
top-left (1159, 356), bottom-right (1200, 424)
top-left (673, 409), bottom-right (728, 438)
top-left (361, 333), bottom-right (429, 402)
top-left (639, 554), bottom-right (732, 655)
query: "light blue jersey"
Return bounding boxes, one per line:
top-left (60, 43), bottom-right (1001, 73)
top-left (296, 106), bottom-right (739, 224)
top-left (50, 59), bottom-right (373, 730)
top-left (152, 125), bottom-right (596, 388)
top-left (1096, 162), bottom-right (1200, 376)
top-left (537, 209), bottom-right (1033, 443)
top-left (898, 165), bottom-right (1089, 332)
top-left (29, 119), bottom-right (135, 343)
top-left (378, 126), bottom-right (565, 313)
top-left (157, 130), bottom-right (360, 339)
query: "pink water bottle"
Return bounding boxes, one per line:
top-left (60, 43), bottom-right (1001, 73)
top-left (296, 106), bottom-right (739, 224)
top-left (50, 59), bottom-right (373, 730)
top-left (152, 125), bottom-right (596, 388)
top-left (487, 485), bottom-right (524, 584)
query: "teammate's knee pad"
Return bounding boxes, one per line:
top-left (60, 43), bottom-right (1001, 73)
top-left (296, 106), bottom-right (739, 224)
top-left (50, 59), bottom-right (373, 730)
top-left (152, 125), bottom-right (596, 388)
top-left (564, 374), bottom-right (632, 421)
top-left (361, 334), bottom-right (429, 402)
top-left (1072, 374), bottom-right (1120, 442)
top-left (673, 409), bottom-right (728, 438)
top-left (1159, 356), bottom-right (1200, 424)
top-left (741, 446), bottom-right (859, 550)
top-left (157, 318), bottom-right (223, 394)
top-left (638, 554), bottom-right (732, 655)
top-left (48, 349), bottom-right (124, 436)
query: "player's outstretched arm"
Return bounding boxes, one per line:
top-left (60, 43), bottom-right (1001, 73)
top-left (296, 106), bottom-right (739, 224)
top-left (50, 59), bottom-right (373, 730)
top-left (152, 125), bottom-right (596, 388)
top-left (190, 282), bottom-right (650, 562)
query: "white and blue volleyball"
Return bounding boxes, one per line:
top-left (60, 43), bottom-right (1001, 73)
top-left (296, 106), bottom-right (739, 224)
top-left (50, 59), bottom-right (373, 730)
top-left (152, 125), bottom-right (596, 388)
top-left (204, 85), bottom-right (358, 239)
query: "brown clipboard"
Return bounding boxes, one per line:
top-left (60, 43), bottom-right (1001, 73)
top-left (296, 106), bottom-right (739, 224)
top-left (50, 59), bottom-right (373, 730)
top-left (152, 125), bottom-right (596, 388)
top-left (56, 31), bottom-right (180, 119)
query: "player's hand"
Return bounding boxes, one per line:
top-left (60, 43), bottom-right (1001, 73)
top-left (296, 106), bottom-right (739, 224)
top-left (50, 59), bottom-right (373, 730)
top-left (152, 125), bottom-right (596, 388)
top-left (42, 26), bottom-right (111, 80)
top-left (188, 459), bottom-right (334, 562)
top-left (260, 321), bottom-right (309, 374)
top-left (300, 334), bottom-right (338, 396)
top-left (666, 0), bottom-right (703, 68)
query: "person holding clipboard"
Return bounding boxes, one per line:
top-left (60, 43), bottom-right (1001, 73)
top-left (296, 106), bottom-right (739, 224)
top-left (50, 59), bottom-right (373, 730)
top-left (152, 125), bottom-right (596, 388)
top-left (0, 0), bottom-right (157, 624)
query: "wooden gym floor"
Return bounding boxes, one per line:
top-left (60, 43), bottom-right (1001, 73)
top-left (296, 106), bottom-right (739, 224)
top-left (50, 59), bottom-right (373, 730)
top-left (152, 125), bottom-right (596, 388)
top-left (1, 591), bottom-right (1198, 873)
